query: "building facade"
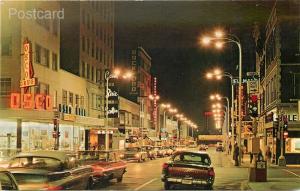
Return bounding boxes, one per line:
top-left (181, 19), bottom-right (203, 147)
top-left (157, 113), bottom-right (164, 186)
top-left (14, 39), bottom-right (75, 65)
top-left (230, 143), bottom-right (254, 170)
top-left (0, 1), bottom-right (116, 156)
top-left (253, 1), bottom-right (300, 164)
top-left (130, 47), bottom-right (153, 136)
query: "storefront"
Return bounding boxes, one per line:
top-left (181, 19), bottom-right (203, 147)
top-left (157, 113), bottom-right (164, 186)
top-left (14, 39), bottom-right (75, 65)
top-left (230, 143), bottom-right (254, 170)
top-left (283, 122), bottom-right (300, 164)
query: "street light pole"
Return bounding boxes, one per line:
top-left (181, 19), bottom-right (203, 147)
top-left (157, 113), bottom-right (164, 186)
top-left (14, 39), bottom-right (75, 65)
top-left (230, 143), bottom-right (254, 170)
top-left (237, 42), bottom-right (242, 166)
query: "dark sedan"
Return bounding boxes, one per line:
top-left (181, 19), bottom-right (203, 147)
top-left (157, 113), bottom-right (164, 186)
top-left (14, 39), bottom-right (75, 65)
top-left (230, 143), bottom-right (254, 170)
top-left (161, 151), bottom-right (215, 190)
top-left (7, 151), bottom-right (93, 190)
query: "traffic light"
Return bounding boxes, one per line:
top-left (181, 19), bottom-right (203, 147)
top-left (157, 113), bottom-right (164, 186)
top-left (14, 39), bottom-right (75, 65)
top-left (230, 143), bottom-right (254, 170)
top-left (248, 94), bottom-right (258, 117)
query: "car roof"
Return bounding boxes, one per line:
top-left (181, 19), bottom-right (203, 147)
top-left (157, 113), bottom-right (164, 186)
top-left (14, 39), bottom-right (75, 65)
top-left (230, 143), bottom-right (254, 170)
top-left (0, 167), bottom-right (10, 172)
top-left (14, 151), bottom-right (75, 161)
top-left (173, 150), bottom-right (209, 156)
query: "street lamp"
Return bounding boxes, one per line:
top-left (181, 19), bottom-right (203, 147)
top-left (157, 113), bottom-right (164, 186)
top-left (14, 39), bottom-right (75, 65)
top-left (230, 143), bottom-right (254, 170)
top-left (206, 69), bottom-right (235, 153)
top-left (105, 69), bottom-right (132, 151)
top-left (210, 94), bottom-right (230, 137)
top-left (201, 29), bottom-right (242, 166)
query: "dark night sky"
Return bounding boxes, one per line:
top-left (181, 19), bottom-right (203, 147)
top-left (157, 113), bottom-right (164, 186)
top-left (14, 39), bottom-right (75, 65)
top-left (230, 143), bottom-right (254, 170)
top-left (115, 1), bottom-right (275, 130)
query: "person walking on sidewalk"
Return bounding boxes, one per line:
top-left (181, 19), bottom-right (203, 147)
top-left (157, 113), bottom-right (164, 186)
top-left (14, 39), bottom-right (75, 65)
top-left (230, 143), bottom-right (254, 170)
top-left (258, 149), bottom-right (264, 161)
top-left (228, 143), bottom-right (232, 155)
top-left (234, 143), bottom-right (239, 166)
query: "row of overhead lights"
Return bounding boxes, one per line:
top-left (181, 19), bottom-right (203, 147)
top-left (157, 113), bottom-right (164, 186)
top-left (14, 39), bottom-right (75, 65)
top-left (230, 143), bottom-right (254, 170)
top-left (161, 103), bottom-right (198, 129)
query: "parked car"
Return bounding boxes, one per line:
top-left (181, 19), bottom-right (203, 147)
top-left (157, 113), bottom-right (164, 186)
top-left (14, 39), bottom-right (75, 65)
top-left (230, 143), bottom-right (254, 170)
top-left (216, 142), bottom-right (224, 152)
top-left (165, 147), bottom-right (174, 156)
top-left (154, 146), bottom-right (167, 157)
top-left (142, 146), bottom-right (157, 160)
top-left (0, 168), bottom-right (19, 190)
top-left (7, 151), bottom-right (94, 190)
top-left (123, 147), bottom-right (148, 162)
top-left (79, 150), bottom-right (127, 184)
top-left (199, 144), bottom-right (207, 151)
top-left (161, 151), bottom-right (215, 190)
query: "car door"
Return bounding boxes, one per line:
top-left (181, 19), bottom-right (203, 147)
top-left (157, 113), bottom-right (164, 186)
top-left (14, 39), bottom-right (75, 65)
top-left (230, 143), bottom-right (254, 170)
top-left (0, 172), bottom-right (18, 190)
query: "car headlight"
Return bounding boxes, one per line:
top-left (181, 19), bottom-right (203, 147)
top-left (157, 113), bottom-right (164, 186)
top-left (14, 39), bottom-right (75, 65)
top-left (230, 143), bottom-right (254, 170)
top-left (135, 154), bottom-right (140, 158)
top-left (119, 154), bottom-right (124, 158)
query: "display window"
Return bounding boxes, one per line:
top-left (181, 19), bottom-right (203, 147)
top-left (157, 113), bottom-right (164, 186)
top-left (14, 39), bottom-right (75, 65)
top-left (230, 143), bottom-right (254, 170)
top-left (285, 138), bottom-right (300, 153)
top-left (0, 120), bottom-right (17, 157)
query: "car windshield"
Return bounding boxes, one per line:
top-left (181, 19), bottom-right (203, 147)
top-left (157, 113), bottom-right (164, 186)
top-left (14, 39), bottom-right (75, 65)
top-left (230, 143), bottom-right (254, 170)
top-left (172, 153), bottom-right (211, 166)
top-left (12, 173), bottom-right (48, 184)
top-left (9, 157), bottom-right (62, 171)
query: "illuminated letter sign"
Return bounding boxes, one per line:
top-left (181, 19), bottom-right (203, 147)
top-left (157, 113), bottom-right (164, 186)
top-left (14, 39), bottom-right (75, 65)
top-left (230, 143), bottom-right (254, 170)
top-left (20, 39), bottom-right (37, 88)
top-left (10, 93), bottom-right (20, 108)
top-left (10, 93), bottom-right (52, 111)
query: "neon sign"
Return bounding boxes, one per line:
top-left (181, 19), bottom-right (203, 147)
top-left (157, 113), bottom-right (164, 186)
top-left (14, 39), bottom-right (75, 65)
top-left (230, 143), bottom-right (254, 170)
top-left (10, 93), bottom-right (52, 111)
top-left (20, 39), bottom-right (37, 88)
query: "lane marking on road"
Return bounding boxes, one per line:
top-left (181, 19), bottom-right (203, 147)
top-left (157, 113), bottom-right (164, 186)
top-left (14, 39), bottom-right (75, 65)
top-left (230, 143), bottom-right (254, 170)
top-left (283, 169), bottom-right (300, 178)
top-left (134, 178), bottom-right (158, 191)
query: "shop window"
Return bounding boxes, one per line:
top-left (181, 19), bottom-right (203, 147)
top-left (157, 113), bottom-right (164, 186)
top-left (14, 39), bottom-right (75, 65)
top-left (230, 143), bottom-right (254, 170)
top-left (69, 92), bottom-right (73, 106)
top-left (62, 90), bottom-right (67, 105)
top-left (52, 53), bottom-right (58, 71)
top-left (1, 35), bottom-right (12, 56)
top-left (285, 138), bottom-right (300, 153)
top-left (0, 78), bottom-right (11, 96)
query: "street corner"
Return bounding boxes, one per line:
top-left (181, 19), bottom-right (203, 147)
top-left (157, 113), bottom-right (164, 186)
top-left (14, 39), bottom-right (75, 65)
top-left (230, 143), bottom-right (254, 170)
top-left (248, 178), bottom-right (300, 191)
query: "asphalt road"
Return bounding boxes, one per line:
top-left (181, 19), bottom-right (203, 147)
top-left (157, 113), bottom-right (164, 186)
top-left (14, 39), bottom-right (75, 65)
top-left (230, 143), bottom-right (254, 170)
top-left (93, 147), bottom-right (251, 190)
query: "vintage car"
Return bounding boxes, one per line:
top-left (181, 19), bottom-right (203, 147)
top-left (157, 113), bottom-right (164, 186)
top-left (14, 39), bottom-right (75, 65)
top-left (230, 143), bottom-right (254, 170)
top-left (142, 146), bottom-right (157, 160)
top-left (165, 146), bottom-right (174, 156)
top-left (199, 144), bottom-right (207, 151)
top-left (7, 151), bottom-right (94, 190)
top-left (123, 147), bottom-right (148, 162)
top-left (154, 146), bottom-right (167, 157)
top-left (79, 150), bottom-right (127, 184)
top-left (216, 142), bottom-right (224, 152)
top-left (0, 168), bottom-right (19, 190)
top-left (161, 151), bottom-right (215, 190)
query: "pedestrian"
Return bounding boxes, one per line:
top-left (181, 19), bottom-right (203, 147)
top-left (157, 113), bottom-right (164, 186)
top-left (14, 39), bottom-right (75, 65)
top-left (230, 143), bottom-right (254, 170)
top-left (258, 149), bottom-right (264, 161)
top-left (234, 143), bottom-right (239, 166)
top-left (228, 143), bottom-right (232, 155)
top-left (240, 145), bottom-right (244, 163)
top-left (266, 146), bottom-right (272, 164)
top-left (250, 152), bottom-right (253, 164)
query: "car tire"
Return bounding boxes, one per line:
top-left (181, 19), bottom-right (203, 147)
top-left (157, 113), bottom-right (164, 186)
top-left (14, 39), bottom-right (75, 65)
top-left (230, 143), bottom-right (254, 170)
top-left (117, 175), bottom-right (123, 182)
top-left (205, 184), bottom-right (213, 190)
top-left (86, 177), bottom-right (94, 190)
top-left (164, 182), bottom-right (171, 190)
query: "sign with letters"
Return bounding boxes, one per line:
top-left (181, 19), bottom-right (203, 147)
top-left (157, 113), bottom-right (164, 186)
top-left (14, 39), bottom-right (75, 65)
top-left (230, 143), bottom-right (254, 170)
top-left (20, 38), bottom-right (37, 88)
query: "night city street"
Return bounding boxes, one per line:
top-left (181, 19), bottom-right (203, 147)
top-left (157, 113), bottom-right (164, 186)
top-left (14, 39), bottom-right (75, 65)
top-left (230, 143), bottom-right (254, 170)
top-left (1, 0), bottom-right (300, 190)
top-left (94, 147), bottom-right (300, 190)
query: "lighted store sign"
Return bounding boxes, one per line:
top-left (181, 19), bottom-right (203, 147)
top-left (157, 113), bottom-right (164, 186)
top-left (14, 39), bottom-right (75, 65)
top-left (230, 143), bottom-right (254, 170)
top-left (20, 39), bottom-right (37, 88)
top-left (10, 93), bottom-right (52, 110)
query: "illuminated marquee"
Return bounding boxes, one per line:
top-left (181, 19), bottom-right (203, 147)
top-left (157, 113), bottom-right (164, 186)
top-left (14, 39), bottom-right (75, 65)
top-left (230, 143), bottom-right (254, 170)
top-left (10, 93), bottom-right (52, 110)
top-left (20, 39), bottom-right (37, 88)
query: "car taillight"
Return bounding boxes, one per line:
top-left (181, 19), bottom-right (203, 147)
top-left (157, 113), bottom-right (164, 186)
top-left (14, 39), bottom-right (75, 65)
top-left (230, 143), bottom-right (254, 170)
top-left (208, 168), bottom-right (215, 176)
top-left (162, 163), bottom-right (169, 170)
top-left (46, 185), bottom-right (64, 190)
